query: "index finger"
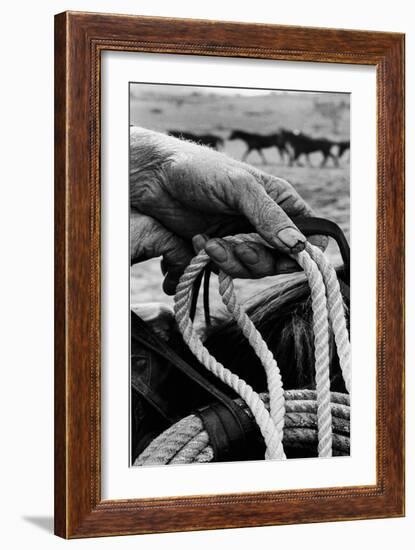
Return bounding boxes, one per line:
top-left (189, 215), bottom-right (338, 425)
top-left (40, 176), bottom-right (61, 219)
top-left (232, 170), bottom-right (306, 253)
top-left (247, 165), bottom-right (313, 218)
top-left (248, 167), bottom-right (328, 251)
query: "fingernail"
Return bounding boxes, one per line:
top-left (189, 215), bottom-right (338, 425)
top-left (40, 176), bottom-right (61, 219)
top-left (236, 244), bottom-right (259, 264)
top-left (205, 240), bottom-right (228, 262)
top-left (277, 227), bottom-right (306, 251)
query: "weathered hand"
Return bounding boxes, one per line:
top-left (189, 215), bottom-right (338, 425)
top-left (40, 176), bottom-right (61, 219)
top-left (130, 209), bottom-right (192, 265)
top-left (130, 127), bottom-right (323, 294)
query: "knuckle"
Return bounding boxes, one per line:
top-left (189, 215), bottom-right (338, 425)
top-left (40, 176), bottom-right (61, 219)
top-left (309, 234), bottom-right (329, 251)
top-left (274, 182), bottom-right (308, 212)
top-left (258, 199), bottom-right (286, 234)
top-left (228, 169), bottom-right (257, 206)
top-left (166, 156), bottom-right (192, 183)
top-left (130, 176), bottom-right (161, 209)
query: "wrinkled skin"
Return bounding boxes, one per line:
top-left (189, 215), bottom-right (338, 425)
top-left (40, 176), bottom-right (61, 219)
top-left (130, 127), bottom-right (325, 294)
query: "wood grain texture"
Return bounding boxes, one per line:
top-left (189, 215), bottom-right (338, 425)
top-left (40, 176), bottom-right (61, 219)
top-left (54, 11), bottom-right (405, 539)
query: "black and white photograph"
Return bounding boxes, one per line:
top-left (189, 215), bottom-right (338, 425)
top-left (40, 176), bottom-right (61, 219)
top-left (129, 83), bottom-right (351, 467)
top-left (1, 0), bottom-right (408, 545)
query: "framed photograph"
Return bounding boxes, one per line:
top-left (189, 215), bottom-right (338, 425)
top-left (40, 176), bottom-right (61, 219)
top-left (54, 11), bottom-right (405, 538)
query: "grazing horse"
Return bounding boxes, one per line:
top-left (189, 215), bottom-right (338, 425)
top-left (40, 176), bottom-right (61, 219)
top-left (168, 130), bottom-right (224, 150)
top-left (228, 129), bottom-right (287, 164)
top-left (281, 130), bottom-right (339, 167)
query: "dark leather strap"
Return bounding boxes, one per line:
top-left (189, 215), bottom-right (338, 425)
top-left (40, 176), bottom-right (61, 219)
top-left (197, 401), bottom-right (264, 462)
top-left (130, 369), bottom-right (173, 422)
top-left (132, 313), bottom-right (237, 409)
top-left (131, 313), bottom-right (257, 454)
top-left (294, 216), bottom-right (350, 284)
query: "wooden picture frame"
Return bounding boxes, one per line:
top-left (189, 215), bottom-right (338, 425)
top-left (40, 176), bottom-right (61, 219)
top-left (54, 11), bottom-right (405, 538)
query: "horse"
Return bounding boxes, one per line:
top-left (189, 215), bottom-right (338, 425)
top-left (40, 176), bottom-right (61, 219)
top-left (228, 129), bottom-right (287, 164)
top-left (335, 140), bottom-right (350, 160)
top-left (280, 130), bottom-right (340, 167)
top-left (202, 272), bottom-right (349, 394)
top-left (168, 130), bottom-right (224, 150)
top-left (131, 266), bottom-right (349, 462)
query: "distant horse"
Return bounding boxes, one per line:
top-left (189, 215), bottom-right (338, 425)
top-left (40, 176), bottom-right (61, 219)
top-left (228, 130), bottom-right (287, 164)
top-left (336, 140), bottom-right (350, 160)
top-left (168, 130), bottom-right (224, 150)
top-left (281, 130), bottom-right (339, 167)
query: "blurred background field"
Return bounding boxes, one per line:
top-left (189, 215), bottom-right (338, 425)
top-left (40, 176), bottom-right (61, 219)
top-left (130, 84), bottom-right (350, 315)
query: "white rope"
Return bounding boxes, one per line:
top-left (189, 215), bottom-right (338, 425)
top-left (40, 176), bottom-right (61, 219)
top-left (218, 271), bottom-right (286, 454)
top-left (293, 250), bottom-right (332, 457)
top-left (136, 416), bottom-right (201, 466)
top-left (173, 235), bottom-right (350, 460)
top-left (134, 391), bottom-right (351, 466)
top-left (174, 247), bottom-right (285, 460)
top-left (304, 242), bottom-right (351, 393)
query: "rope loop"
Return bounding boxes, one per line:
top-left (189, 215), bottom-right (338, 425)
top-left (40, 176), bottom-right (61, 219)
top-left (173, 234), bottom-right (350, 461)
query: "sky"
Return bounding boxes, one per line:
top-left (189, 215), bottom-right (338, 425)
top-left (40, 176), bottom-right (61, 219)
top-left (129, 82), bottom-right (349, 99)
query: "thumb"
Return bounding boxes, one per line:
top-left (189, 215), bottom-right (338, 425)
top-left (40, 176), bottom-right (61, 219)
top-left (147, 229), bottom-right (194, 295)
top-left (158, 232), bottom-right (194, 295)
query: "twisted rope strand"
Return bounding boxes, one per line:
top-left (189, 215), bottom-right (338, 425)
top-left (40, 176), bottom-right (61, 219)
top-left (194, 446), bottom-right (214, 463)
top-left (174, 250), bottom-right (285, 460)
top-left (218, 271), bottom-right (286, 447)
top-left (293, 250), bottom-right (333, 457)
top-left (170, 431), bottom-right (210, 464)
top-left (135, 391), bottom-right (350, 466)
top-left (135, 416), bottom-right (201, 466)
top-left (213, 234), bottom-right (286, 438)
top-left (304, 242), bottom-right (351, 393)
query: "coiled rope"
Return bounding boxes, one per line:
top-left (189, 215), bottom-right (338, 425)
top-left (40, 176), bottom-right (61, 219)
top-left (135, 390), bottom-right (350, 466)
top-left (137, 234), bottom-right (351, 464)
